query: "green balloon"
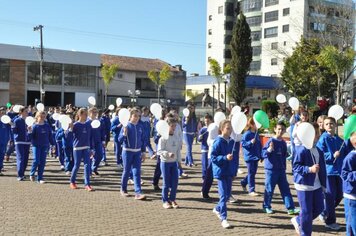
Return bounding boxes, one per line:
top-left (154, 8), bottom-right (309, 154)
top-left (344, 115), bottom-right (356, 140)
top-left (6, 102), bottom-right (11, 108)
top-left (253, 110), bottom-right (270, 129)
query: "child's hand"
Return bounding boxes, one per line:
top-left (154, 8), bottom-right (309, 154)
top-left (123, 127), bottom-right (127, 136)
top-left (310, 164), bottom-right (320, 173)
top-left (251, 138), bottom-right (256, 144)
top-left (169, 152), bottom-right (175, 158)
top-left (269, 141), bottom-right (274, 150)
top-left (226, 154), bottom-right (233, 161)
top-left (333, 151), bottom-right (340, 159)
top-left (27, 126), bottom-right (32, 132)
top-left (141, 153), bottom-right (146, 163)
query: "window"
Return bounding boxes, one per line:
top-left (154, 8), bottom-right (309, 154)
top-left (225, 21), bottom-right (234, 31)
top-left (283, 8), bottom-right (290, 16)
top-left (28, 62), bottom-right (62, 85)
top-left (253, 46), bottom-right (262, 56)
top-left (262, 90), bottom-right (271, 98)
top-left (265, 0), bottom-right (278, 7)
top-left (224, 49), bottom-right (232, 59)
top-left (64, 64), bottom-right (96, 87)
top-left (265, 10), bottom-right (278, 22)
top-left (209, 15), bottom-right (212, 21)
top-left (117, 73), bottom-right (123, 79)
top-left (250, 61), bottom-right (261, 71)
top-left (208, 43), bottom-right (212, 49)
top-left (310, 22), bottom-right (325, 32)
top-left (251, 31), bottom-right (262, 41)
top-left (242, 0), bottom-right (262, 12)
top-left (271, 58), bottom-right (278, 65)
top-left (246, 88), bottom-right (253, 97)
top-left (0, 59), bottom-right (10, 82)
top-left (282, 24), bottom-right (289, 32)
top-left (264, 27), bottom-right (278, 38)
top-left (218, 6), bottom-right (223, 14)
top-left (136, 78), bottom-right (155, 91)
top-left (208, 29), bottom-right (212, 35)
top-left (246, 16), bottom-right (262, 26)
top-left (271, 42), bottom-right (278, 50)
top-left (224, 35), bottom-right (232, 44)
top-left (284, 41), bottom-right (287, 46)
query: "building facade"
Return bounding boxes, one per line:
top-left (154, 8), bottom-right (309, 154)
top-left (0, 43), bottom-right (186, 107)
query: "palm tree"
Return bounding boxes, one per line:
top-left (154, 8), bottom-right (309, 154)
top-left (147, 65), bottom-right (172, 104)
top-left (101, 63), bottom-right (119, 107)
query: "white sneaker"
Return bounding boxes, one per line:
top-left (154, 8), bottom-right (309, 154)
top-left (291, 217), bottom-right (300, 235)
top-left (39, 180), bottom-right (46, 184)
top-left (238, 169), bottom-right (244, 174)
top-left (29, 175), bottom-right (35, 182)
top-left (128, 179), bottom-right (134, 185)
top-left (249, 192), bottom-right (259, 197)
top-left (318, 214), bottom-right (326, 223)
top-left (65, 171), bottom-right (71, 176)
top-left (221, 220), bottom-right (231, 229)
top-left (229, 195), bottom-right (238, 203)
top-left (60, 165), bottom-right (65, 171)
top-left (325, 223), bottom-right (341, 231)
top-left (213, 208), bottom-right (221, 219)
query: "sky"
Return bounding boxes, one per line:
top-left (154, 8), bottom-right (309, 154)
top-left (0, 0), bottom-right (207, 75)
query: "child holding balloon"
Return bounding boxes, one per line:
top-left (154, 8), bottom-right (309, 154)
top-left (241, 118), bottom-right (262, 196)
top-left (29, 111), bottom-right (55, 183)
top-left (198, 114), bottom-right (213, 180)
top-left (316, 117), bottom-right (345, 230)
top-left (182, 104), bottom-right (197, 167)
top-left (211, 119), bottom-right (234, 229)
top-left (291, 123), bottom-right (327, 236)
top-left (0, 108), bottom-right (11, 174)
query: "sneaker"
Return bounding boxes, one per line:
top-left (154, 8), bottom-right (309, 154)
top-left (85, 185), bottom-right (94, 192)
top-left (180, 173), bottom-right (189, 179)
top-left (264, 208), bottom-right (274, 214)
top-left (70, 183), bottom-right (78, 189)
top-left (229, 195), bottom-right (239, 203)
top-left (213, 208), bottom-right (221, 219)
top-left (318, 214), bottom-right (326, 223)
top-left (221, 220), bottom-right (231, 229)
top-left (286, 155), bottom-right (293, 161)
top-left (29, 175), bottom-right (35, 182)
top-left (134, 194), bottom-right (146, 200)
top-left (65, 171), bottom-right (71, 176)
top-left (5, 155), bottom-right (9, 162)
top-left (92, 171), bottom-right (100, 177)
top-left (60, 165), bottom-right (65, 171)
top-left (325, 223), bottom-right (341, 231)
top-left (162, 202), bottom-right (172, 209)
top-left (287, 208), bottom-right (300, 215)
top-left (249, 192), bottom-right (259, 197)
top-left (201, 192), bottom-right (211, 199)
top-left (152, 184), bottom-right (161, 191)
top-left (100, 161), bottom-right (106, 167)
top-left (17, 177), bottom-right (24, 181)
top-left (38, 180), bottom-right (46, 184)
top-left (120, 190), bottom-right (129, 197)
top-left (128, 179), bottom-right (134, 185)
top-left (141, 180), bottom-right (145, 186)
top-left (291, 217), bottom-right (300, 235)
top-left (171, 201), bottom-right (179, 209)
top-left (237, 169), bottom-right (244, 174)
top-left (241, 184), bottom-right (247, 192)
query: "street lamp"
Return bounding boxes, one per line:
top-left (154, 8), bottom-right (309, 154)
top-left (223, 74), bottom-right (230, 112)
top-left (128, 89), bottom-right (140, 106)
top-left (212, 82), bottom-right (216, 116)
top-left (33, 25), bottom-right (45, 104)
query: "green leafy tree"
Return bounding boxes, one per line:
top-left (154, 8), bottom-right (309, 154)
top-left (281, 38), bottom-right (336, 104)
top-left (209, 58), bottom-right (231, 109)
top-left (183, 90), bottom-right (200, 104)
top-left (229, 12), bottom-right (252, 105)
top-left (101, 63), bottom-right (119, 108)
top-left (317, 45), bottom-right (355, 105)
top-left (148, 65), bottom-right (172, 103)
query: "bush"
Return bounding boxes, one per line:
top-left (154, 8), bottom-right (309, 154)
top-left (261, 100), bottom-right (279, 118)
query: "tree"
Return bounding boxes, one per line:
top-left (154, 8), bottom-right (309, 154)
top-left (148, 65), bottom-right (172, 104)
top-left (209, 58), bottom-right (230, 109)
top-left (281, 38), bottom-right (336, 104)
top-left (229, 12), bottom-right (252, 105)
top-left (183, 90), bottom-right (200, 105)
top-left (317, 45), bottom-right (355, 105)
top-left (101, 63), bottom-right (119, 108)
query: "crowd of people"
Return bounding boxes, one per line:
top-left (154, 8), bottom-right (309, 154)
top-left (0, 101), bottom-right (355, 235)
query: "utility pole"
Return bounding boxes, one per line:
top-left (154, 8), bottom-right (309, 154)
top-left (34, 25), bottom-right (44, 104)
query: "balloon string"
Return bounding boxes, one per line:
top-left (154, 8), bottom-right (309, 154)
top-left (333, 141), bottom-right (345, 164)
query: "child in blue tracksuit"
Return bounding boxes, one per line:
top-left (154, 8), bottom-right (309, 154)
top-left (141, 106), bottom-right (155, 158)
top-left (341, 131), bottom-right (356, 236)
top-left (316, 117), bottom-right (345, 230)
top-left (198, 114), bottom-right (213, 180)
top-left (241, 118), bottom-right (262, 196)
top-left (88, 107), bottom-right (105, 176)
top-left (29, 111), bottom-right (55, 183)
top-left (262, 121), bottom-right (299, 215)
top-left (111, 109), bottom-right (123, 167)
top-left (12, 107), bottom-right (31, 181)
top-left (211, 119), bottom-right (234, 229)
top-left (5, 108), bottom-right (18, 161)
top-left (118, 108), bottom-right (147, 200)
top-left (56, 126), bottom-right (74, 174)
top-left (55, 125), bottom-right (65, 170)
top-left (291, 124), bottom-right (327, 236)
top-left (0, 108), bottom-right (11, 174)
top-left (100, 109), bottom-right (111, 164)
top-left (182, 104), bottom-right (197, 167)
top-left (70, 108), bottom-right (94, 192)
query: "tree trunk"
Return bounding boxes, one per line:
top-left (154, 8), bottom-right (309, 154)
top-left (217, 82), bottom-right (221, 109)
top-left (105, 87), bottom-right (108, 108)
top-left (336, 75), bottom-right (341, 105)
top-left (157, 85), bottom-right (161, 104)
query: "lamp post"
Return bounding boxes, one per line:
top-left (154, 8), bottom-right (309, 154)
top-left (128, 89), bottom-right (140, 106)
top-left (33, 25), bottom-right (45, 104)
top-left (224, 80), bottom-right (228, 112)
top-left (212, 82), bottom-right (216, 116)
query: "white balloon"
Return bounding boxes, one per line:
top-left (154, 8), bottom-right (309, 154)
top-left (108, 104), bottom-right (115, 111)
top-left (150, 103), bottom-right (162, 119)
top-left (214, 112), bottom-right (226, 127)
top-left (207, 123), bottom-right (218, 132)
top-left (231, 112), bottom-right (247, 134)
top-left (13, 105), bottom-right (21, 113)
top-left (88, 96), bottom-right (96, 106)
top-left (119, 108), bottom-right (130, 127)
top-left (52, 113), bottom-right (60, 121)
top-left (328, 105), bottom-right (344, 121)
top-left (1, 115), bottom-right (11, 124)
top-left (182, 108), bottom-right (190, 117)
top-left (36, 103), bottom-right (45, 112)
top-left (62, 121), bottom-right (70, 131)
top-left (253, 117), bottom-right (262, 129)
top-left (296, 122), bottom-right (315, 149)
top-left (276, 94), bottom-right (287, 104)
top-left (288, 97), bottom-right (300, 110)
top-left (231, 105), bottom-right (241, 115)
top-left (116, 98), bottom-right (123, 107)
top-left (91, 119), bottom-right (101, 129)
top-left (59, 115), bottom-right (71, 125)
top-left (156, 120), bottom-right (170, 140)
top-left (25, 116), bottom-right (35, 126)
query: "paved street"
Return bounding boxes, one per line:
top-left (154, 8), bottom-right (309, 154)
top-left (0, 142), bottom-right (346, 236)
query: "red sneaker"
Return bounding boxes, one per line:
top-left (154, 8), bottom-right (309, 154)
top-left (85, 185), bottom-right (94, 192)
top-left (70, 183), bottom-right (78, 189)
